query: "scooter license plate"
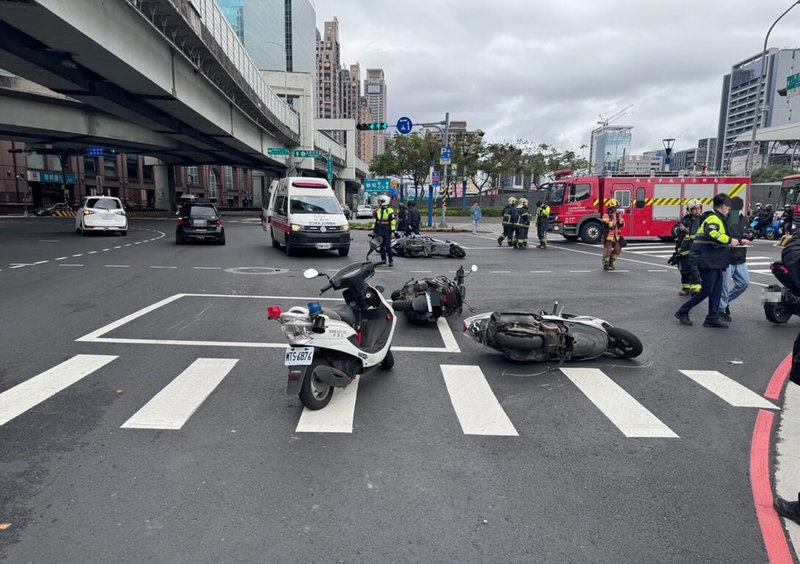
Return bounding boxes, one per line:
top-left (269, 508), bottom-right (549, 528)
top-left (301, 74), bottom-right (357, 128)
top-left (315, 242), bottom-right (332, 250)
top-left (285, 346), bottom-right (314, 366)
top-left (762, 289), bottom-right (783, 304)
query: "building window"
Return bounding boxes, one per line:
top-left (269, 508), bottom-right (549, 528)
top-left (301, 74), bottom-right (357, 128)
top-left (143, 165), bottom-right (153, 181)
top-left (104, 157), bottom-right (117, 178)
top-left (209, 170), bottom-right (218, 200)
top-left (84, 157), bottom-right (97, 175)
top-left (127, 155), bottom-right (139, 180)
top-left (225, 166), bottom-right (233, 189)
top-left (187, 166), bottom-right (198, 184)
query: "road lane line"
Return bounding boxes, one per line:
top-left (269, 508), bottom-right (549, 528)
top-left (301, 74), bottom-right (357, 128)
top-left (440, 365), bottom-right (518, 436)
top-left (436, 317), bottom-right (460, 352)
top-left (561, 367), bottom-right (678, 438)
top-left (0, 355), bottom-right (118, 426)
top-left (54, 257), bottom-right (67, 261)
top-left (59, 264), bottom-right (84, 267)
top-left (105, 265), bottom-right (130, 268)
top-left (490, 270), bottom-right (510, 274)
top-left (150, 266), bottom-right (178, 269)
top-left (194, 267), bottom-right (221, 270)
top-left (679, 370), bottom-right (778, 408)
top-left (295, 376), bottom-right (359, 433)
top-left (122, 358), bottom-right (238, 430)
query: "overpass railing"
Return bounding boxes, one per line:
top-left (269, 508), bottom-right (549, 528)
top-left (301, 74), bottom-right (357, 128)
top-left (315, 132), bottom-right (346, 162)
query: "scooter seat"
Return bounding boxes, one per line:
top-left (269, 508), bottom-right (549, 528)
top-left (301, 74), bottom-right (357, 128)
top-left (329, 304), bottom-right (357, 327)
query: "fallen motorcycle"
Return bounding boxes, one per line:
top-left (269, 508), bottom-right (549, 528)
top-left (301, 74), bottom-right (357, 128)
top-left (391, 234), bottom-right (466, 259)
top-left (462, 302), bottom-right (643, 362)
top-left (762, 261), bottom-right (800, 323)
top-left (269, 261), bottom-right (396, 409)
top-left (391, 265), bottom-right (477, 323)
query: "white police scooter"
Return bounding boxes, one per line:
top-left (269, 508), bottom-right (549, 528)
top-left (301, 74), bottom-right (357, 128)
top-left (268, 261), bottom-right (397, 410)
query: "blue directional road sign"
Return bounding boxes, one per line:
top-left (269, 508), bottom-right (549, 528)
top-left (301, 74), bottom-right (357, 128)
top-left (364, 178), bottom-right (392, 193)
top-left (396, 116), bottom-right (413, 135)
top-left (87, 146), bottom-right (104, 158)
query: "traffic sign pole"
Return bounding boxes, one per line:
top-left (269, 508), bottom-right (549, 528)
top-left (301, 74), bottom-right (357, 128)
top-left (440, 112), bottom-right (450, 228)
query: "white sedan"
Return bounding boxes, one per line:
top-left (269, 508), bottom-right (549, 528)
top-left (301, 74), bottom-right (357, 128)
top-left (355, 205), bottom-right (373, 219)
top-left (75, 196), bottom-right (128, 236)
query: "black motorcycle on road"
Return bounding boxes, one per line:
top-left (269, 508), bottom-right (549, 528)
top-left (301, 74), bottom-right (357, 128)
top-left (391, 234), bottom-right (466, 259)
top-left (391, 265), bottom-right (477, 323)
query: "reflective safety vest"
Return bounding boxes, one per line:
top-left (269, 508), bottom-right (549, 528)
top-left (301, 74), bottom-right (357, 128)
top-left (537, 205), bottom-right (550, 224)
top-left (372, 207), bottom-right (397, 231)
top-left (692, 210), bottom-right (732, 270)
top-left (515, 206), bottom-right (531, 227)
top-left (695, 211), bottom-right (730, 245)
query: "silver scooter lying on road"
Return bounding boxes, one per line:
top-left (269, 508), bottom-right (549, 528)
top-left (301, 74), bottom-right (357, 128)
top-left (269, 261), bottom-right (396, 409)
top-left (462, 302), bottom-right (643, 362)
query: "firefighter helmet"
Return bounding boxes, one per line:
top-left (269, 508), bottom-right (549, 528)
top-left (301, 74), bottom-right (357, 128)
top-left (518, 198), bottom-right (528, 207)
top-left (755, 202), bottom-right (763, 209)
top-left (765, 204), bottom-right (773, 212)
top-left (606, 198), bottom-right (619, 208)
top-left (507, 196), bottom-right (517, 205)
top-left (686, 199), bottom-right (702, 210)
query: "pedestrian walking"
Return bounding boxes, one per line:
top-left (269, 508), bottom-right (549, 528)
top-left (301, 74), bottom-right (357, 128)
top-left (601, 198), bottom-right (625, 270)
top-left (718, 196), bottom-right (752, 321)
top-left (471, 202), bottom-right (482, 234)
top-left (371, 195), bottom-right (397, 266)
top-left (671, 199), bottom-right (703, 295)
top-left (674, 193), bottom-right (739, 327)
top-left (535, 200), bottom-right (550, 248)
top-left (513, 198), bottom-right (531, 249)
top-left (497, 197), bottom-right (518, 246)
top-left (407, 200), bottom-right (421, 235)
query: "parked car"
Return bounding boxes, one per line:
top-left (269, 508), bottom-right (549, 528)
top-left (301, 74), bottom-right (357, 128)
top-left (74, 196), bottom-right (127, 235)
top-left (342, 204), bottom-right (352, 220)
top-left (176, 202), bottom-right (225, 245)
top-left (34, 203), bottom-right (72, 216)
top-left (355, 205), bottom-right (373, 219)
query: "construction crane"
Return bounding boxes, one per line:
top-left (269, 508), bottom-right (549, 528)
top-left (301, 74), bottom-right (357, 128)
top-left (598, 104), bottom-right (633, 127)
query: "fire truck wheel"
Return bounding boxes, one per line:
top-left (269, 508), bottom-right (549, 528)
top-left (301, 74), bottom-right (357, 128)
top-left (579, 221), bottom-right (602, 244)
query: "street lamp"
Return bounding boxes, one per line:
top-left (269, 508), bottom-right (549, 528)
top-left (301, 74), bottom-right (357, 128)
top-left (662, 138), bottom-right (675, 172)
top-left (746, 0), bottom-right (800, 174)
top-left (264, 40), bottom-right (288, 105)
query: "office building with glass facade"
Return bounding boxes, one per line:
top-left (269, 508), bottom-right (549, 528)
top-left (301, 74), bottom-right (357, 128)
top-left (589, 126), bottom-right (632, 174)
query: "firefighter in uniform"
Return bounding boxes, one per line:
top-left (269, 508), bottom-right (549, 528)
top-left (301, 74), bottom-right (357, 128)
top-left (511, 198), bottom-right (531, 249)
top-left (671, 199), bottom-right (703, 295)
top-left (371, 195), bottom-right (397, 266)
top-left (497, 197), bottom-right (518, 246)
top-left (602, 198), bottom-right (625, 270)
top-left (674, 193), bottom-right (738, 328)
top-left (535, 200), bottom-right (550, 249)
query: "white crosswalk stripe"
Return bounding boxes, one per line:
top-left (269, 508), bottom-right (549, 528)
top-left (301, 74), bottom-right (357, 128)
top-left (0, 354), bottom-right (118, 426)
top-left (440, 365), bottom-right (518, 436)
top-left (560, 367), bottom-right (679, 438)
top-left (679, 370), bottom-right (778, 409)
top-left (295, 376), bottom-right (360, 433)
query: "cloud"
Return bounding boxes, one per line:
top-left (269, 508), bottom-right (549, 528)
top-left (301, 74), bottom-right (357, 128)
top-left (316, 0), bottom-right (800, 154)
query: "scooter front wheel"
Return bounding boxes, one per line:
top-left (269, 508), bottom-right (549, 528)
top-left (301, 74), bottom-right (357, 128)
top-left (605, 327), bottom-right (643, 358)
top-left (381, 349), bottom-right (394, 369)
top-left (299, 357), bottom-right (335, 410)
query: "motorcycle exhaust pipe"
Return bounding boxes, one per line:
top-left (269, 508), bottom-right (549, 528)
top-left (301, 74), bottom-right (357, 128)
top-left (313, 366), bottom-right (353, 388)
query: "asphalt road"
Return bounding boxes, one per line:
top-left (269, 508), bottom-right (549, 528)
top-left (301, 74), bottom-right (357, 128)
top-left (0, 216), bottom-right (796, 562)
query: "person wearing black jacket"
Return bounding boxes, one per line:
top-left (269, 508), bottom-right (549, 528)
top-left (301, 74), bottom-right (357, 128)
top-left (671, 199), bottom-right (703, 295)
top-left (718, 196), bottom-right (753, 322)
top-left (406, 201), bottom-right (421, 235)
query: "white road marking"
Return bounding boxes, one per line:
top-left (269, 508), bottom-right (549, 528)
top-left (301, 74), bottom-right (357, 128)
top-left (746, 262), bottom-right (772, 267)
top-left (105, 264), bottom-right (130, 268)
top-left (490, 270), bottom-right (510, 274)
top-left (150, 265), bottom-right (178, 269)
top-left (54, 257), bottom-right (67, 261)
top-left (88, 251), bottom-right (98, 254)
top-left (530, 270), bottom-right (552, 273)
top-left (410, 270), bottom-right (432, 273)
top-left (194, 267), bottom-right (221, 270)
top-left (122, 358), bottom-right (238, 430)
top-left (295, 376), bottom-right (360, 433)
top-left (0, 355), bottom-right (118, 426)
top-left (72, 254), bottom-right (83, 257)
top-left (58, 264), bottom-right (84, 267)
top-left (679, 370), bottom-right (778, 409)
top-left (440, 365), bottom-right (518, 436)
top-left (101, 249), bottom-right (111, 252)
top-left (569, 270), bottom-right (592, 273)
top-left (648, 269), bottom-right (668, 272)
top-left (561, 367), bottom-right (679, 438)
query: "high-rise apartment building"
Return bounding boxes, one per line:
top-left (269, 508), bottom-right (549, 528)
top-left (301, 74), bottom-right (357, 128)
top-left (217, 0), bottom-right (316, 76)
top-left (365, 68), bottom-right (387, 156)
top-left (357, 97), bottom-right (375, 163)
top-left (316, 18), bottom-right (342, 123)
top-left (717, 48), bottom-right (800, 172)
top-left (589, 126), bottom-right (632, 174)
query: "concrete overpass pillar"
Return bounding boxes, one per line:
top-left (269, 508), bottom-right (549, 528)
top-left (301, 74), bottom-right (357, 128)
top-left (335, 179), bottom-right (346, 204)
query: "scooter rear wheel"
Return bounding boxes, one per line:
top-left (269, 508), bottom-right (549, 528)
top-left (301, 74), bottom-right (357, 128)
top-left (605, 327), bottom-right (643, 358)
top-left (765, 303), bottom-right (792, 324)
top-left (449, 245), bottom-right (466, 259)
top-left (299, 357), bottom-right (334, 410)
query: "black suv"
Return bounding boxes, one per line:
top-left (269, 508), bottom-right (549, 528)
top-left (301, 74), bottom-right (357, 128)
top-left (176, 203), bottom-right (225, 245)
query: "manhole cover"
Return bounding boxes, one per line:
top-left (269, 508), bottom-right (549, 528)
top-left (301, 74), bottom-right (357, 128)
top-left (224, 266), bottom-right (289, 275)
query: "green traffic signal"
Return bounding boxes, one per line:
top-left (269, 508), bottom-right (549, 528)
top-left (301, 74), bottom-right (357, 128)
top-left (356, 122), bottom-right (388, 131)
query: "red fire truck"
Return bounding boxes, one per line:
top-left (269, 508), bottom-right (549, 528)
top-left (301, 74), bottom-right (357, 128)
top-left (541, 171), bottom-right (750, 243)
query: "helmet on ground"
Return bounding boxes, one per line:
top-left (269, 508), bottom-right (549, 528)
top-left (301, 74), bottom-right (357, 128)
top-left (606, 198), bottom-right (619, 208)
top-left (686, 199), bottom-right (702, 210)
top-left (507, 196), bottom-right (517, 205)
top-left (378, 195), bottom-right (390, 206)
top-left (518, 198), bottom-right (528, 207)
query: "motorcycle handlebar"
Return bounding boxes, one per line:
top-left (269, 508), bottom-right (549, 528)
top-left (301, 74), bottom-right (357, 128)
top-left (320, 282), bottom-right (333, 295)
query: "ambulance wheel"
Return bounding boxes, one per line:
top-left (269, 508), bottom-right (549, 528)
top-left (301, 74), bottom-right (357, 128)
top-left (271, 228), bottom-right (280, 248)
top-left (579, 221), bottom-right (602, 244)
top-left (285, 235), bottom-right (296, 257)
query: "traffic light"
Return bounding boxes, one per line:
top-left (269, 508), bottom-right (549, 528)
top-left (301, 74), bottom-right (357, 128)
top-left (356, 122), bottom-right (388, 131)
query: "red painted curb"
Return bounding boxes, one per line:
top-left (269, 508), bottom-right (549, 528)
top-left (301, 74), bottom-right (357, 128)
top-left (751, 354), bottom-right (795, 563)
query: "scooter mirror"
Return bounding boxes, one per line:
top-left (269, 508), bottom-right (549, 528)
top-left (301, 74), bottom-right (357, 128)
top-left (375, 284), bottom-right (385, 294)
top-left (470, 264), bottom-right (478, 272)
top-left (303, 268), bottom-right (319, 279)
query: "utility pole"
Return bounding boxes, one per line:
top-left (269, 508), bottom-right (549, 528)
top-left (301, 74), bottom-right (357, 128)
top-left (440, 112), bottom-right (450, 228)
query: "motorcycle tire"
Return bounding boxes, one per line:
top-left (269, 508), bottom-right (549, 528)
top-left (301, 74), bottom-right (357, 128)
top-left (391, 289), bottom-right (402, 301)
top-left (605, 327), bottom-right (643, 359)
top-left (765, 303), bottom-right (792, 324)
top-left (392, 299), bottom-right (413, 311)
top-left (766, 230), bottom-right (777, 241)
top-left (449, 245), bottom-right (466, 259)
top-left (381, 349), bottom-right (394, 369)
top-left (298, 357), bottom-right (335, 410)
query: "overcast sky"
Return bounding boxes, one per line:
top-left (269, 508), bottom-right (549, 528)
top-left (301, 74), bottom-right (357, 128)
top-left (314, 0), bottom-right (800, 156)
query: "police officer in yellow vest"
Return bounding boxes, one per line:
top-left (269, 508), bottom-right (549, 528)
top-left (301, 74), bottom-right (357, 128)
top-left (674, 193), bottom-right (739, 328)
top-left (371, 194), bottom-right (397, 266)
